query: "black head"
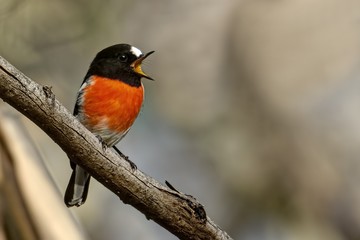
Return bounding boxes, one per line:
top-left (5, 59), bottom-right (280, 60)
top-left (86, 44), bottom-right (154, 87)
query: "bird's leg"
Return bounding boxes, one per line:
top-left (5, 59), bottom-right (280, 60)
top-left (113, 146), bottom-right (137, 170)
top-left (96, 135), bottom-right (108, 151)
top-left (113, 145), bottom-right (128, 159)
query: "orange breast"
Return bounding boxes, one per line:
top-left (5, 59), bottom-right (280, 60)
top-left (82, 76), bottom-right (144, 133)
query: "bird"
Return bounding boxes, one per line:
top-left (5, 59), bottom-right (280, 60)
top-left (64, 43), bottom-right (154, 207)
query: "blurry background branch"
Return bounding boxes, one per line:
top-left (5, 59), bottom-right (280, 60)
top-left (0, 107), bottom-right (87, 240)
top-left (0, 56), bottom-right (232, 239)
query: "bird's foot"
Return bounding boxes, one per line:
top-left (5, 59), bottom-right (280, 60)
top-left (113, 146), bottom-right (137, 170)
top-left (96, 135), bottom-right (108, 151)
top-left (126, 158), bottom-right (137, 170)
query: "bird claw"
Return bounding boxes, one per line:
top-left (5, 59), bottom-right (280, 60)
top-left (96, 135), bottom-right (108, 151)
top-left (113, 146), bottom-right (137, 170)
top-left (121, 153), bottom-right (137, 170)
top-left (127, 159), bottom-right (137, 170)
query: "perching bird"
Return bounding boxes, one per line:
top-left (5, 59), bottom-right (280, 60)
top-left (64, 44), bottom-right (154, 207)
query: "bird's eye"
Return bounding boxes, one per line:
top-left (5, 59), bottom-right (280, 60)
top-left (118, 54), bottom-right (128, 62)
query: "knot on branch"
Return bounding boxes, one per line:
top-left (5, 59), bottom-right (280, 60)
top-left (165, 180), bottom-right (207, 223)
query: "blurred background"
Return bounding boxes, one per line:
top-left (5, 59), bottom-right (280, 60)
top-left (1, 0), bottom-right (360, 239)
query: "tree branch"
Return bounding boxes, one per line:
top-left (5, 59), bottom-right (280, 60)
top-left (0, 56), bottom-right (232, 240)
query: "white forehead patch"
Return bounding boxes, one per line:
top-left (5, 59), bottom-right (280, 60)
top-left (130, 46), bottom-right (142, 57)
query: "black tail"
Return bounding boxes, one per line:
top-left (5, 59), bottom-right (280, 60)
top-left (64, 165), bottom-right (91, 207)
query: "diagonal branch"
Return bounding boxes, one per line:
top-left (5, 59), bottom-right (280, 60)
top-left (0, 56), bottom-right (232, 240)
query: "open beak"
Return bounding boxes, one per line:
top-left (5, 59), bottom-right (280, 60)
top-left (131, 51), bottom-right (155, 80)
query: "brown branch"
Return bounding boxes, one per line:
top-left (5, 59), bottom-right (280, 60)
top-left (0, 56), bottom-right (233, 240)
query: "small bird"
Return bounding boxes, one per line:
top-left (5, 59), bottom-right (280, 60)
top-left (64, 44), bottom-right (154, 207)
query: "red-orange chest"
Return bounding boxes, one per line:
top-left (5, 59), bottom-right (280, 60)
top-left (81, 76), bottom-right (144, 133)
